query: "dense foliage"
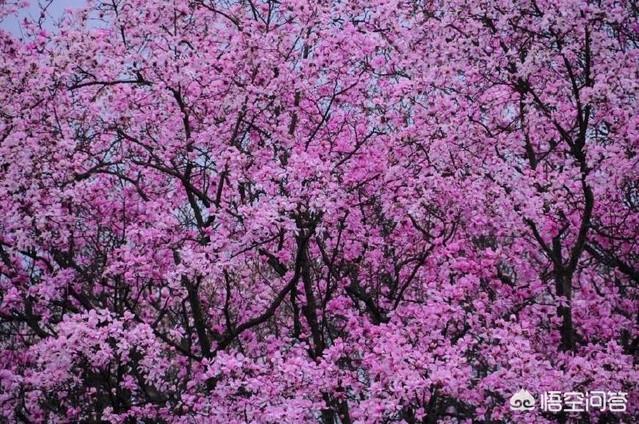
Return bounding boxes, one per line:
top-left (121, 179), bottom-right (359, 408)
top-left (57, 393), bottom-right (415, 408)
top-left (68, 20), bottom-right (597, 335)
top-left (1, 0), bottom-right (638, 422)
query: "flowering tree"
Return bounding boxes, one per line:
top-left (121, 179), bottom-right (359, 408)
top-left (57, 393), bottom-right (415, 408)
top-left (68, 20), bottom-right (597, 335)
top-left (0, 0), bottom-right (638, 422)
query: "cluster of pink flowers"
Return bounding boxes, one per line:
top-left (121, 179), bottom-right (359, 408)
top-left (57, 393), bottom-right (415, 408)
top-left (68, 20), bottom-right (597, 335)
top-left (0, 0), bottom-right (637, 422)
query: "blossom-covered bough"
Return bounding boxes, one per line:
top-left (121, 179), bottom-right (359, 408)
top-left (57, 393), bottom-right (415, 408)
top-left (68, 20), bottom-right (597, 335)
top-left (0, 0), bottom-right (638, 422)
